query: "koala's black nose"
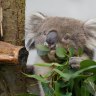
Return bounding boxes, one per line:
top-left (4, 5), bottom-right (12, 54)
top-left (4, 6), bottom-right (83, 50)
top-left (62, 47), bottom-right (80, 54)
top-left (46, 31), bottom-right (58, 45)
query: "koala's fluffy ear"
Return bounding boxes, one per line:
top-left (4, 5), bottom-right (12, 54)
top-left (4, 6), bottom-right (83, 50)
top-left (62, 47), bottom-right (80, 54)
top-left (29, 12), bottom-right (46, 27)
top-left (25, 12), bottom-right (46, 51)
top-left (84, 18), bottom-right (96, 37)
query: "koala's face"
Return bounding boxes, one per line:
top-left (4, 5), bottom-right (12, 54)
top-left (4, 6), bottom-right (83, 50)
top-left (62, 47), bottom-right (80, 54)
top-left (25, 12), bottom-right (96, 64)
top-left (34, 17), bottom-right (86, 51)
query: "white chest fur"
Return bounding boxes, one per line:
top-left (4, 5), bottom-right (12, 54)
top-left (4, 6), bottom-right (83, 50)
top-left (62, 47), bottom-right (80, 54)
top-left (26, 49), bottom-right (51, 75)
top-left (27, 49), bottom-right (45, 66)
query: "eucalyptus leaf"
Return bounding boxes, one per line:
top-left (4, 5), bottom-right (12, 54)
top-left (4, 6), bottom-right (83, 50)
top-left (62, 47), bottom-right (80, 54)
top-left (78, 48), bottom-right (84, 56)
top-left (36, 44), bottom-right (50, 56)
top-left (85, 76), bottom-right (96, 82)
top-left (43, 70), bottom-right (53, 78)
top-left (81, 85), bottom-right (90, 96)
top-left (69, 47), bottom-right (75, 57)
top-left (73, 65), bottom-right (96, 78)
top-left (35, 63), bottom-right (52, 67)
top-left (23, 43), bottom-right (96, 96)
top-left (53, 69), bottom-right (72, 81)
top-left (80, 60), bottom-right (96, 69)
top-left (42, 83), bottom-right (54, 96)
top-left (54, 82), bottom-right (62, 96)
top-left (23, 73), bottom-right (48, 83)
top-left (84, 80), bottom-right (96, 95)
top-left (80, 60), bottom-right (96, 73)
top-left (56, 46), bottom-right (67, 58)
top-left (35, 63), bottom-right (63, 67)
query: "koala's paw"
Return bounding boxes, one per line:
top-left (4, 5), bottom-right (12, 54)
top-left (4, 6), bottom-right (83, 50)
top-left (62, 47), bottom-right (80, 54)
top-left (69, 57), bottom-right (82, 69)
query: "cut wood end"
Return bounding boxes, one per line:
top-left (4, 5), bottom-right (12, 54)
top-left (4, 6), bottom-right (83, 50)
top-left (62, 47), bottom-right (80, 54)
top-left (0, 41), bottom-right (23, 64)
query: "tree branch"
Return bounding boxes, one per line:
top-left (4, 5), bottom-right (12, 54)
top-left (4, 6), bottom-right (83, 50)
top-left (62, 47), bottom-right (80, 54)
top-left (0, 41), bottom-right (23, 64)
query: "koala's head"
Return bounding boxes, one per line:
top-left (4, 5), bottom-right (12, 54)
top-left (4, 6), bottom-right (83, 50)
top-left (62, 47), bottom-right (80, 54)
top-left (25, 12), bottom-right (96, 64)
top-left (26, 13), bottom-right (86, 50)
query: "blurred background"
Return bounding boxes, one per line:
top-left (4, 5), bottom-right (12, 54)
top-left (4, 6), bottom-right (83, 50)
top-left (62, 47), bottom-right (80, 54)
top-left (26, 0), bottom-right (96, 22)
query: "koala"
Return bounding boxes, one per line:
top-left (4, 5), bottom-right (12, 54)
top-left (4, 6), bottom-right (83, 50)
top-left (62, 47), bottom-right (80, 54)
top-left (25, 12), bottom-right (96, 96)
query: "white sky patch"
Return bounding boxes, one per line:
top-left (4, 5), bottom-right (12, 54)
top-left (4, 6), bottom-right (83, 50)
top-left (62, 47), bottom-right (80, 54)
top-left (26, 0), bottom-right (96, 22)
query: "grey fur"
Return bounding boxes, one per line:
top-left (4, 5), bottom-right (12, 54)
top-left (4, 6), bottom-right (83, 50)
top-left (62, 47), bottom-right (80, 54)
top-left (25, 13), bottom-right (95, 56)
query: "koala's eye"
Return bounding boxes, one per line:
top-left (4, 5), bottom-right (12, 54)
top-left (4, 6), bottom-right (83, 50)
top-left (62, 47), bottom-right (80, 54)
top-left (46, 30), bottom-right (58, 45)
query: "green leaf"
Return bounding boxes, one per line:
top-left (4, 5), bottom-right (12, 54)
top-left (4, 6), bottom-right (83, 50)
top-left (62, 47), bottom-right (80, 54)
top-left (73, 65), bottom-right (96, 78)
top-left (42, 83), bottom-right (54, 96)
top-left (54, 82), bottom-right (62, 96)
top-left (84, 79), bottom-right (96, 95)
top-left (53, 69), bottom-right (72, 81)
top-left (35, 63), bottom-right (63, 67)
top-left (86, 76), bottom-right (96, 82)
top-left (56, 46), bottom-right (67, 58)
top-left (80, 60), bottom-right (96, 69)
top-left (35, 63), bottom-right (52, 67)
top-left (73, 78), bottom-right (81, 96)
top-left (69, 47), bottom-right (75, 57)
top-left (23, 73), bottom-right (48, 83)
top-left (80, 60), bottom-right (96, 73)
top-left (84, 76), bottom-right (96, 95)
top-left (52, 63), bottom-right (63, 67)
top-left (81, 85), bottom-right (90, 96)
top-left (43, 70), bottom-right (53, 78)
top-left (78, 48), bottom-right (83, 56)
top-left (36, 44), bottom-right (50, 56)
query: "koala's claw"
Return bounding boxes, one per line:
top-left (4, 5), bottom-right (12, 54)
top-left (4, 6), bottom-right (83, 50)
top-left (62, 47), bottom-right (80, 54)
top-left (69, 57), bottom-right (82, 69)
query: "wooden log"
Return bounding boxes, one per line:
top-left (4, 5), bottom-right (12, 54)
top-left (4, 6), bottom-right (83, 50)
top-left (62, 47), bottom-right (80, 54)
top-left (0, 41), bottom-right (22, 64)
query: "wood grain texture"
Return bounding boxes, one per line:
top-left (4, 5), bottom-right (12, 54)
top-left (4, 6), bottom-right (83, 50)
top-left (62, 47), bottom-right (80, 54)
top-left (2, 0), bottom-right (25, 45)
top-left (0, 41), bottom-right (22, 64)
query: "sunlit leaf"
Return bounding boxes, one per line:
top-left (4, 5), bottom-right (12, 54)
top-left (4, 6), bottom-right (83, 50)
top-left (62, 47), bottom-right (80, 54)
top-left (35, 63), bottom-right (63, 67)
top-left (35, 63), bottom-right (52, 67)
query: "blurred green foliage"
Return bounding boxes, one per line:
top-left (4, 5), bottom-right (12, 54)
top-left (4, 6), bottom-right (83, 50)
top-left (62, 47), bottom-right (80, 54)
top-left (24, 45), bottom-right (96, 96)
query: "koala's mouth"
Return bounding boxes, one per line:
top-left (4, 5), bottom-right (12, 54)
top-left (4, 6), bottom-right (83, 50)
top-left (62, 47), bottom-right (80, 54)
top-left (36, 42), bottom-right (67, 63)
top-left (36, 43), bottom-right (56, 54)
top-left (44, 42), bottom-right (56, 50)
